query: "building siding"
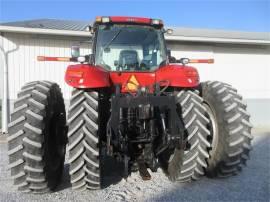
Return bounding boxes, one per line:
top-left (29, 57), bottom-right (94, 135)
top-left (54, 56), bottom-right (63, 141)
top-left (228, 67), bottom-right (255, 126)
top-left (167, 42), bottom-right (270, 99)
top-left (1, 33), bottom-right (91, 101)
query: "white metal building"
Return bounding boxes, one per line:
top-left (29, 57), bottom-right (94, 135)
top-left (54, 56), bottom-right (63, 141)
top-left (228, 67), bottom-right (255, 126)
top-left (1, 19), bottom-right (270, 133)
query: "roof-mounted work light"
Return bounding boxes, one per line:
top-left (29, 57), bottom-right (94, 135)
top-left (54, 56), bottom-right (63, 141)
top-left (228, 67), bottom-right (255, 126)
top-left (95, 16), bottom-right (111, 23)
top-left (102, 17), bottom-right (110, 23)
top-left (151, 19), bottom-right (163, 25)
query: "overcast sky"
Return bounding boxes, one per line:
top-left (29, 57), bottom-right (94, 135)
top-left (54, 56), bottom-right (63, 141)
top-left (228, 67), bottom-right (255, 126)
top-left (0, 0), bottom-right (269, 32)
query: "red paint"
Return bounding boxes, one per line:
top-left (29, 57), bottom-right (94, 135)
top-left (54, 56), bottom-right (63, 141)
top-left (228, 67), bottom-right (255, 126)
top-left (156, 65), bottom-right (200, 88)
top-left (65, 64), bottom-right (110, 88)
top-left (95, 16), bottom-right (163, 27)
top-left (65, 64), bottom-right (199, 91)
top-left (110, 72), bottom-right (156, 92)
top-left (110, 16), bottom-right (152, 24)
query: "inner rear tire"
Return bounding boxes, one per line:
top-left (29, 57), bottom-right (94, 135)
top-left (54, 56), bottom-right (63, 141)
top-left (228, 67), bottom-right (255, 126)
top-left (8, 81), bottom-right (67, 193)
top-left (201, 81), bottom-right (253, 177)
top-left (159, 90), bottom-right (211, 182)
top-left (67, 89), bottom-right (102, 190)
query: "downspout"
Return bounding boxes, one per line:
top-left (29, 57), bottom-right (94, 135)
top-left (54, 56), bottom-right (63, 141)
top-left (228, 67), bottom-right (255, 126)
top-left (0, 32), bottom-right (8, 134)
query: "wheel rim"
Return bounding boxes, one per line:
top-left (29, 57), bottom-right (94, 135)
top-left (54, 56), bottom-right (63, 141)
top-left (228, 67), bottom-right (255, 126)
top-left (203, 103), bottom-right (218, 154)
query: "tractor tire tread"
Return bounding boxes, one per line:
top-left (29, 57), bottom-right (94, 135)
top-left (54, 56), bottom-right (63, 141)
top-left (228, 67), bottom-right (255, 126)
top-left (68, 89), bottom-right (101, 190)
top-left (202, 81), bottom-right (252, 177)
top-left (8, 81), bottom-right (66, 193)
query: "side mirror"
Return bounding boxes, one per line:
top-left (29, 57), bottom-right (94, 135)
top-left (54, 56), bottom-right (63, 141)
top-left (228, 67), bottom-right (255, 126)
top-left (71, 45), bottom-right (80, 58)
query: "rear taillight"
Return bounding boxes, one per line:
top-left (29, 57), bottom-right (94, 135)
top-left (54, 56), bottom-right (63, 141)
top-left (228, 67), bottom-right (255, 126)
top-left (68, 70), bottom-right (83, 78)
top-left (185, 69), bottom-right (199, 77)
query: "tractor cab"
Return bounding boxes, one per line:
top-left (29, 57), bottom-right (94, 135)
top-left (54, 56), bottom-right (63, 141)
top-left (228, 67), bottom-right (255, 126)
top-left (38, 16), bottom-right (213, 91)
top-left (92, 17), bottom-right (167, 72)
top-left (8, 16), bottom-right (252, 193)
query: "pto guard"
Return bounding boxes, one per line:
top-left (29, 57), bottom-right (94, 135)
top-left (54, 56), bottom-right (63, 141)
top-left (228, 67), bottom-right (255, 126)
top-left (65, 64), bottom-right (110, 88)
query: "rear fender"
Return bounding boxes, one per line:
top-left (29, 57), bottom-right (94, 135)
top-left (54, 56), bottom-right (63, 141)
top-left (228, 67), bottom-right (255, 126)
top-left (65, 64), bottom-right (110, 88)
top-left (155, 64), bottom-right (200, 88)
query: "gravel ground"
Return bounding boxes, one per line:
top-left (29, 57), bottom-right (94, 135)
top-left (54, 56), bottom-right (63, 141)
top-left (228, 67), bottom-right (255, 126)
top-left (0, 105), bottom-right (2, 129)
top-left (0, 127), bottom-right (269, 202)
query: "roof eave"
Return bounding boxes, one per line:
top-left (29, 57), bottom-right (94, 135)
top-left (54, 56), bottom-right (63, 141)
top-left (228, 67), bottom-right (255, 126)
top-left (165, 35), bottom-right (270, 45)
top-left (1, 25), bottom-right (270, 45)
top-left (0, 25), bottom-right (91, 37)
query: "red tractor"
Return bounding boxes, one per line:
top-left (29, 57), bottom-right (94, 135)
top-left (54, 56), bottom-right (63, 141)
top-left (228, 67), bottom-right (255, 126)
top-left (7, 16), bottom-right (253, 193)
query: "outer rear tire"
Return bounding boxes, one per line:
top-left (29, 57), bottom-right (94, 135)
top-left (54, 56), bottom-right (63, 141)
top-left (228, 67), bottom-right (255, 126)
top-left (159, 90), bottom-right (210, 182)
top-left (8, 81), bottom-right (67, 193)
top-left (201, 81), bottom-right (253, 177)
top-left (67, 89), bottom-right (101, 190)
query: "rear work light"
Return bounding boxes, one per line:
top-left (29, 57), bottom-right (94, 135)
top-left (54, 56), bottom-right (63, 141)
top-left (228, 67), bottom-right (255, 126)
top-left (102, 17), bottom-right (110, 23)
top-left (151, 19), bottom-right (163, 25)
top-left (95, 16), bottom-right (111, 23)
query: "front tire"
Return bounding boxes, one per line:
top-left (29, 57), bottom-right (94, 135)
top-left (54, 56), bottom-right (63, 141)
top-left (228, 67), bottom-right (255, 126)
top-left (8, 81), bottom-right (67, 193)
top-left (201, 81), bottom-right (253, 177)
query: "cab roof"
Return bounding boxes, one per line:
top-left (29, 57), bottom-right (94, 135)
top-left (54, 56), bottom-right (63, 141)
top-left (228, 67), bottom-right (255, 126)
top-left (94, 16), bottom-right (164, 28)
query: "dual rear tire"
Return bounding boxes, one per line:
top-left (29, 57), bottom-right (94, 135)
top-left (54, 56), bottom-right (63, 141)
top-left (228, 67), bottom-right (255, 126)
top-left (159, 90), bottom-right (210, 182)
top-left (8, 81), bottom-right (67, 193)
top-left (67, 89), bottom-right (101, 190)
top-left (160, 81), bottom-right (253, 182)
top-left (8, 80), bottom-right (253, 193)
top-left (201, 81), bottom-right (253, 177)
top-left (8, 83), bottom-right (101, 193)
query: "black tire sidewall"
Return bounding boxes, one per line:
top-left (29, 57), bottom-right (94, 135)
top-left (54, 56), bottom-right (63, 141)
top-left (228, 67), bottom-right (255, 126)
top-left (43, 84), bottom-right (66, 189)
